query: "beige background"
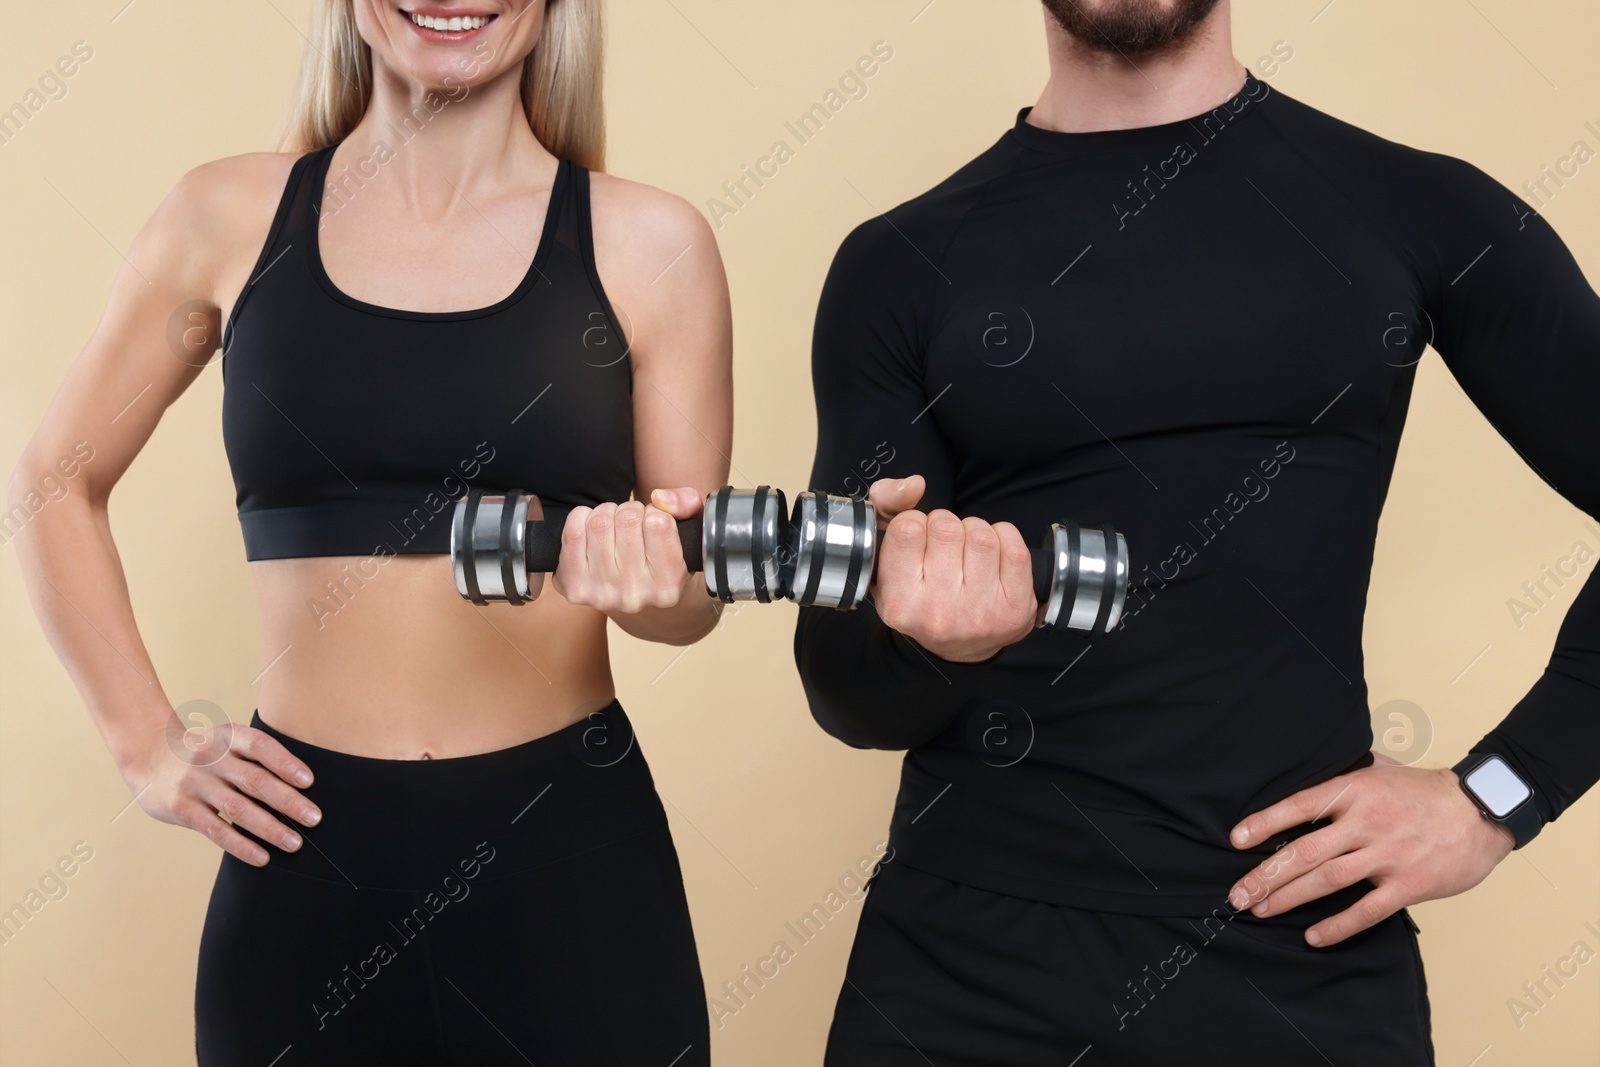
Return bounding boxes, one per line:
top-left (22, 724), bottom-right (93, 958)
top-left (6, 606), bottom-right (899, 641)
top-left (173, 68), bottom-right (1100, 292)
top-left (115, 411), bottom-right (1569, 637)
top-left (3, 1), bottom-right (1599, 1064)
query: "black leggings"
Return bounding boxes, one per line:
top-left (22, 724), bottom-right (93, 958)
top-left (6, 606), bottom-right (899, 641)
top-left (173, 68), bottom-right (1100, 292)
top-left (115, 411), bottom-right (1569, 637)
top-left (826, 861), bottom-right (1434, 1066)
top-left (195, 702), bottom-right (708, 1066)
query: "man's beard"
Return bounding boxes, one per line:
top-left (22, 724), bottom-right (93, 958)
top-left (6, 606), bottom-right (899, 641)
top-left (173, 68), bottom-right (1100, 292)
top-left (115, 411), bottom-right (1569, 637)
top-left (1042, 0), bottom-right (1224, 57)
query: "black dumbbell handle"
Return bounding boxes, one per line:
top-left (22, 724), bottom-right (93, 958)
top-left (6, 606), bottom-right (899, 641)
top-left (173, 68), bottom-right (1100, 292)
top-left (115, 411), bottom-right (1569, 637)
top-left (522, 506), bottom-right (704, 574)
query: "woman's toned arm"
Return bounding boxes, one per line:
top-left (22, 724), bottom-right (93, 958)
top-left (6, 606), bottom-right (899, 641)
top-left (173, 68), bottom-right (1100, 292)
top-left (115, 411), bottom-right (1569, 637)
top-left (556, 174), bottom-right (733, 645)
top-left (9, 154), bottom-right (321, 866)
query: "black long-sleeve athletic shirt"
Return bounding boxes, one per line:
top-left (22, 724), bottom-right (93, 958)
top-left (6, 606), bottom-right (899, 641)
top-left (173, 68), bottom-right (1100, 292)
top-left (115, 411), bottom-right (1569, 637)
top-left (794, 70), bottom-right (1600, 915)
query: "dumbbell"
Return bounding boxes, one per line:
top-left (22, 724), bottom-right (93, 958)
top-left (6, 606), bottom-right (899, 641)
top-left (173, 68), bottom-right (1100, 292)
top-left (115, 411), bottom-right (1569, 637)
top-left (768, 490), bottom-right (1130, 632)
top-left (450, 487), bottom-right (1129, 632)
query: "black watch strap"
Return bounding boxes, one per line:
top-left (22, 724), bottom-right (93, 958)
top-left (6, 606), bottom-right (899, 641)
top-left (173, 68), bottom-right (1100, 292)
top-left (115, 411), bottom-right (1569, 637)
top-left (1452, 753), bottom-right (1541, 849)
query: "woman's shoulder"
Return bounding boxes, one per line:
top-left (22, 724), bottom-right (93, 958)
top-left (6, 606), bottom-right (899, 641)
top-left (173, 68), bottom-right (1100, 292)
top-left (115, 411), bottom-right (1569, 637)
top-left (141, 152), bottom-right (306, 269)
top-left (582, 169), bottom-right (729, 362)
top-left (125, 151), bottom-right (310, 317)
top-left (586, 170), bottom-right (716, 277)
top-left (164, 151), bottom-right (304, 223)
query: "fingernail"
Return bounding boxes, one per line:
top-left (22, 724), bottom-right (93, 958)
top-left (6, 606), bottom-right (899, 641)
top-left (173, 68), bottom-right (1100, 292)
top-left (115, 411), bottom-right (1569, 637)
top-left (1229, 886), bottom-right (1249, 909)
top-left (1252, 900), bottom-right (1269, 917)
top-left (1306, 929), bottom-right (1323, 947)
top-left (1231, 825), bottom-right (1250, 846)
top-left (285, 832), bottom-right (303, 851)
top-left (304, 807), bottom-right (321, 826)
top-left (296, 769), bottom-right (313, 787)
top-left (252, 849), bottom-right (269, 866)
top-left (895, 479), bottom-right (907, 491)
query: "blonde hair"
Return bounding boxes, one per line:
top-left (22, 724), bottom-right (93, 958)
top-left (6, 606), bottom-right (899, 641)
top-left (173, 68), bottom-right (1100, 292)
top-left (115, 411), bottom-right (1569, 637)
top-left (278, 0), bottom-right (605, 170)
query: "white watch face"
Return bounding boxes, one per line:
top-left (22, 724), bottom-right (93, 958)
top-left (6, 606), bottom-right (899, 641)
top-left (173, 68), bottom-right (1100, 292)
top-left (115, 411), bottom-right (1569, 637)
top-left (1465, 757), bottom-right (1531, 818)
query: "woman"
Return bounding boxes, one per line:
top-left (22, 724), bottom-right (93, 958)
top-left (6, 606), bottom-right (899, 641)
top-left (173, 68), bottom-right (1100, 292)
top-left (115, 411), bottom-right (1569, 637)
top-left (9, 1), bottom-right (730, 1063)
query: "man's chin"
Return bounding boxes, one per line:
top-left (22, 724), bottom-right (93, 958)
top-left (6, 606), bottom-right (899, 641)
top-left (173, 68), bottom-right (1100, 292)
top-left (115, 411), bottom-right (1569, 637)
top-left (1041, 0), bottom-right (1225, 57)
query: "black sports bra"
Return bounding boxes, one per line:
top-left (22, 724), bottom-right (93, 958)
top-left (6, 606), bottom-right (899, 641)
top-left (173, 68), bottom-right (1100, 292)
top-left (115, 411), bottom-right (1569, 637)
top-left (220, 143), bottom-right (635, 561)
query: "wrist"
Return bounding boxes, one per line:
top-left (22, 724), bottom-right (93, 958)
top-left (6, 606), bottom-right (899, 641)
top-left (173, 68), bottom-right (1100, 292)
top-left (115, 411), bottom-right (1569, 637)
top-left (109, 716), bottom-right (167, 784)
top-left (677, 570), bottom-right (720, 634)
top-left (916, 632), bottom-right (1003, 663)
top-left (1449, 752), bottom-right (1542, 850)
top-left (1443, 769), bottom-right (1515, 852)
top-left (614, 576), bottom-right (720, 644)
top-left (919, 620), bottom-right (1032, 664)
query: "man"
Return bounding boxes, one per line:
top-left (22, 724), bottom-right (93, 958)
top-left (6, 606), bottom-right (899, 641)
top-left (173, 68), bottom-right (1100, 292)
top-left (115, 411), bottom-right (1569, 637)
top-left (794, 1), bottom-right (1600, 1063)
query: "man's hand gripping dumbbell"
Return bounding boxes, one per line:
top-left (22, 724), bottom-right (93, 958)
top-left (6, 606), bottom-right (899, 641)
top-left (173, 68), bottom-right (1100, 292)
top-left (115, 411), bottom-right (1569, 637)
top-left (450, 481), bottom-right (1128, 640)
top-left (864, 474), bottom-right (1117, 662)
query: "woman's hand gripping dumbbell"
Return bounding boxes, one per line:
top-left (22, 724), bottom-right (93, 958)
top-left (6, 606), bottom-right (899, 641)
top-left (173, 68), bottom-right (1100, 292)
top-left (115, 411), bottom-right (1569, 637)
top-left (450, 481), bottom-right (1128, 639)
top-left (453, 487), bottom-right (694, 610)
top-left (551, 489), bottom-right (708, 615)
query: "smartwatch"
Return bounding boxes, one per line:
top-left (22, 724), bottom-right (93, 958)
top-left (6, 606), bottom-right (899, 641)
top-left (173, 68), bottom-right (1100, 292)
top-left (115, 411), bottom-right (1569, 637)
top-left (1451, 753), bottom-right (1541, 849)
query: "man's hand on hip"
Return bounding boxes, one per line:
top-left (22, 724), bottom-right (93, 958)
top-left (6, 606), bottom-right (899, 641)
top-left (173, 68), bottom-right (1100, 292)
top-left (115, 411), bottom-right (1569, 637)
top-left (867, 475), bottom-right (1037, 663)
top-left (1227, 754), bottom-right (1515, 947)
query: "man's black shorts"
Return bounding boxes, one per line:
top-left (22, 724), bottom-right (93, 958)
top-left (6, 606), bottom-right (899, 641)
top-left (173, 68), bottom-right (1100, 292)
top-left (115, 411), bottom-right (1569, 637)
top-left (826, 861), bottom-right (1434, 1066)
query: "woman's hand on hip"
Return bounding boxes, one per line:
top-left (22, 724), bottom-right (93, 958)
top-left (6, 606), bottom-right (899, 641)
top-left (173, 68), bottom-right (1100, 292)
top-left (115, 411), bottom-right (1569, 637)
top-left (122, 717), bottom-right (322, 867)
top-left (553, 487), bottom-right (704, 614)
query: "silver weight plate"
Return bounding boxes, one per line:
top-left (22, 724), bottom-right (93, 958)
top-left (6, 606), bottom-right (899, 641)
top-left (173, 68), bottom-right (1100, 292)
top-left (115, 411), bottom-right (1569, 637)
top-left (788, 492), bottom-right (875, 611)
top-left (451, 491), bottom-right (540, 605)
top-left (702, 486), bottom-right (789, 602)
top-left (1042, 523), bottom-right (1128, 632)
top-left (1104, 531), bottom-right (1128, 631)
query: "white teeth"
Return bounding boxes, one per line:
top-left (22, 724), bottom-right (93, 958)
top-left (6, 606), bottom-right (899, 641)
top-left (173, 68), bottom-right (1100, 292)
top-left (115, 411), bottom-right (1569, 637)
top-left (407, 11), bottom-right (490, 32)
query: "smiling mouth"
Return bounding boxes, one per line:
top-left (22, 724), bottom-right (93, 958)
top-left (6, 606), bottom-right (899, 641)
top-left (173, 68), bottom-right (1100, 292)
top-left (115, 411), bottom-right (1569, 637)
top-left (399, 6), bottom-right (498, 37)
